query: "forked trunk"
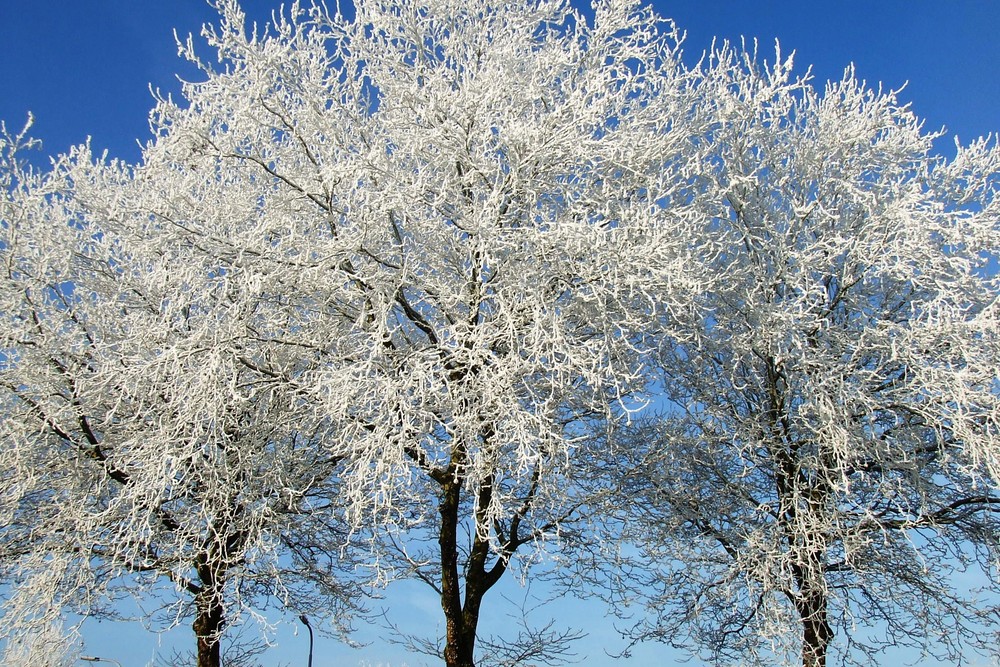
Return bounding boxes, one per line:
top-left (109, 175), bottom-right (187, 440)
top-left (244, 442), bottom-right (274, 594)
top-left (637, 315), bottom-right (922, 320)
top-left (443, 584), bottom-right (487, 667)
top-left (439, 477), bottom-right (478, 667)
top-left (443, 625), bottom-right (478, 667)
top-left (438, 473), bottom-right (507, 667)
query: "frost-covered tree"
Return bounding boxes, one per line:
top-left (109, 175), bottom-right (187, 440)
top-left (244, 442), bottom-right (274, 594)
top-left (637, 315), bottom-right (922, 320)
top-left (0, 122), bottom-right (363, 667)
top-left (610, 47), bottom-right (1000, 667)
top-left (308, 2), bottom-right (708, 665)
top-left (5, 0), bottom-right (715, 664)
top-left (131, 1), bottom-right (700, 665)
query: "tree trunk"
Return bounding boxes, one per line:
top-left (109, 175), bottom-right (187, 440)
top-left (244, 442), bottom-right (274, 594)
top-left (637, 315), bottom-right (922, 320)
top-left (193, 566), bottom-right (225, 667)
top-left (440, 476), bottom-right (476, 667)
top-left (443, 626), bottom-right (478, 667)
top-left (438, 471), bottom-right (507, 667)
top-left (797, 584), bottom-right (831, 667)
top-left (193, 589), bottom-right (224, 667)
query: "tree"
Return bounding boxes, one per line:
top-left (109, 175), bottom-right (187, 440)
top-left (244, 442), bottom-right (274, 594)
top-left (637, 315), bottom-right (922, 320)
top-left (608, 47), bottom-right (1000, 667)
top-left (55, 0), bottom-right (715, 665)
top-left (3, 0), bottom-right (708, 663)
top-left (0, 122), bottom-right (364, 667)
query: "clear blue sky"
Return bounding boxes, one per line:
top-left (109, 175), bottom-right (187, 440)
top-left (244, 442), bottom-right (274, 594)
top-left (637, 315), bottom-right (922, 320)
top-left (2, 2), bottom-right (998, 666)
top-left (2, 2), bottom-right (998, 161)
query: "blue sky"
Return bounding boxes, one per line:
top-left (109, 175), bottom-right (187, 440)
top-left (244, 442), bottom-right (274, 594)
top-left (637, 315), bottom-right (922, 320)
top-left (2, 2), bottom-right (999, 666)
top-left (2, 2), bottom-right (998, 161)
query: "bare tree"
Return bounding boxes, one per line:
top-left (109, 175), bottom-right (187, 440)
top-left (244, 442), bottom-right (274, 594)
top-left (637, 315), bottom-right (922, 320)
top-left (607, 47), bottom-right (1000, 667)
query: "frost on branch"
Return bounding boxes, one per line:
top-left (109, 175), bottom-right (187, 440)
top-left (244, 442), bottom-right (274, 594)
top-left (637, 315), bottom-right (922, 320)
top-left (0, 616), bottom-right (80, 667)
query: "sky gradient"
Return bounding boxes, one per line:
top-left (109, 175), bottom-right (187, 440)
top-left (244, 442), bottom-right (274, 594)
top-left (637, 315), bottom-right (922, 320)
top-left (2, 2), bottom-right (998, 666)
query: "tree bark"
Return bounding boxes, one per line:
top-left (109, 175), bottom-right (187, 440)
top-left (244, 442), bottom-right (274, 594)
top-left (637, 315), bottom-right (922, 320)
top-left (438, 471), bottom-right (508, 667)
top-left (798, 587), bottom-right (831, 667)
top-left (192, 535), bottom-right (232, 667)
top-left (193, 582), bottom-right (224, 667)
top-left (439, 476), bottom-right (476, 667)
